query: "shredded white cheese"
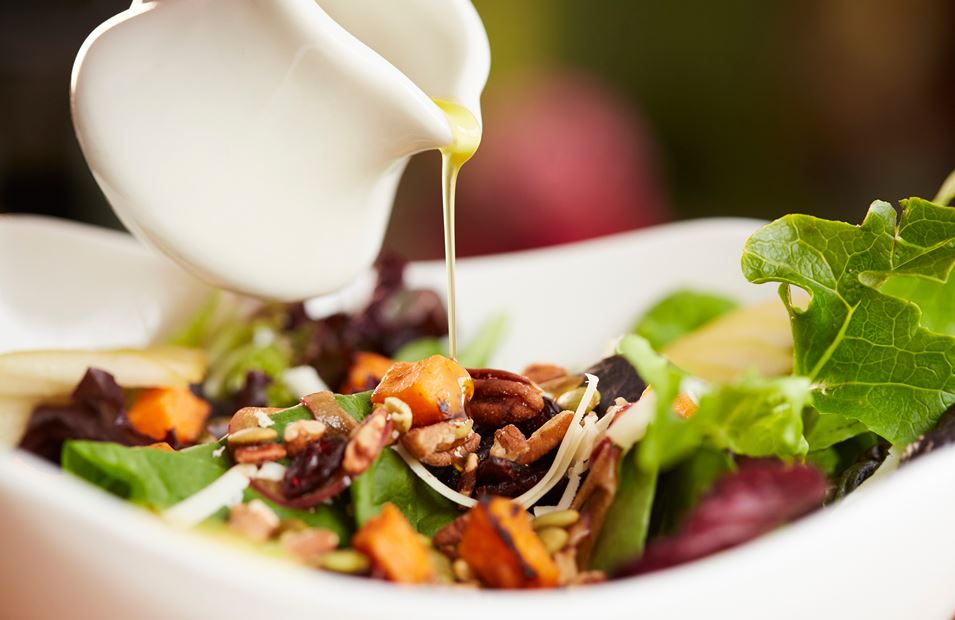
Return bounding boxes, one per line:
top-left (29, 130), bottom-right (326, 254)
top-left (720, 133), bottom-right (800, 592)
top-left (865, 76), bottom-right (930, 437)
top-left (163, 464), bottom-right (257, 528)
top-left (553, 412), bottom-right (601, 510)
top-left (253, 461), bottom-right (287, 482)
top-left (212, 445), bottom-right (225, 458)
top-left (281, 365), bottom-right (329, 398)
top-left (606, 390), bottom-right (656, 451)
top-left (254, 410), bottom-right (275, 428)
top-left (394, 445), bottom-right (478, 508)
top-left (514, 373), bottom-right (599, 508)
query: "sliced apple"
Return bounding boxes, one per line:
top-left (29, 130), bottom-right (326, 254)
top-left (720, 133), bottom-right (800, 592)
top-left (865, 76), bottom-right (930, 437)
top-left (663, 296), bottom-right (798, 383)
top-left (0, 346), bottom-right (206, 399)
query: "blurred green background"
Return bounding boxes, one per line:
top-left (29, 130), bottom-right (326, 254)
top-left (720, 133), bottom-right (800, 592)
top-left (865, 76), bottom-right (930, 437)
top-left (2, 1), bottom-right (953, 260)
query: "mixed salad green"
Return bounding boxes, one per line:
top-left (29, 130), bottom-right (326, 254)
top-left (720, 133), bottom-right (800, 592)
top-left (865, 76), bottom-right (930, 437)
top-left (9, 194), bottom-right (955, 588)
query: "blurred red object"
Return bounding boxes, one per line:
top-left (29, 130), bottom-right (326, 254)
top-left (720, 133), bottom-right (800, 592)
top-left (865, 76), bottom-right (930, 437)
top-left (456, 71), bottom-right (667, 255)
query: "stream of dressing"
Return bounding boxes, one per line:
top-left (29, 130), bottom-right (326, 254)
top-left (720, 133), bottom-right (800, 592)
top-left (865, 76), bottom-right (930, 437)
top-left (432, 99), bottom-right (481, 360)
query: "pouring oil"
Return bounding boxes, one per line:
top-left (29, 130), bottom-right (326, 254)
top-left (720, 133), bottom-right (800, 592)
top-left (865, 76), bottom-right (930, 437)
top-left (432, 99), bottom-right (481, 360)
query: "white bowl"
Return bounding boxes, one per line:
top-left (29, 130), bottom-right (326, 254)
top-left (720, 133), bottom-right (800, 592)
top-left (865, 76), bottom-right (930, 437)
top-left (2, 215), bottom-right (954, 620)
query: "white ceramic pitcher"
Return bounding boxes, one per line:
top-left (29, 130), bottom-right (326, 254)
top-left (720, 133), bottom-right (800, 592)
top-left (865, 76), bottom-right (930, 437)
top-left (71, 0), bottom-right (490, 301)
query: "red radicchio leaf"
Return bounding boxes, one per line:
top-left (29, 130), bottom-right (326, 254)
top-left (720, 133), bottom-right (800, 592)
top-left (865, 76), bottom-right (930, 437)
top-left (618, 459), bottom-right (827, 577)
top-left (19, 368), bottom-right (155, 463)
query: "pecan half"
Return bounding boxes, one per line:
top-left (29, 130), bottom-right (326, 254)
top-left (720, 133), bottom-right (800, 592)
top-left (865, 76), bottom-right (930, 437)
top-left (342, 406), bottom-right (392, 475)
top-left (401, 419), bottom-right (473, 460)
top-left (458, 452), bottom-right (479, 497)
top-left (467, 368), bottom-right (545, 426)
top-left (433, 513), bottom-right (471, 557)
top-left (490, 425), bottom-right (528, 461)
top-left (281, 528), bottom-right (340, 563)
top-left (522, 363), bottom-right (568, 385)
top-left (571, 440), bottom-right (622, 568)
top-left (284, 419), bottom-right (327, 456)
top-left (420, 431), bottom-right (481, 467)
top-left (234, 442), bottom-right (287, 464)
top-left (490, 410), bottom-right (574, 465)
top-left (229, 500), bottom-right (279, 542)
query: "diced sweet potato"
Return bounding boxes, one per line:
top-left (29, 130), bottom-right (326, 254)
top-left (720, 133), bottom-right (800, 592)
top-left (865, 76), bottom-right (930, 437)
top-left (128, 386), bottom-right (211, 443)
top-left (342, 352), bottom-right (395, 394)
top-left (146, 442), bottom-right (175, 452)
top-left (371, 355), bottom-right (473, 428)
top-left (352, 503), bottom-right (433, 584)
top-left (673, 393), bottom-right (698, 418)
top-left (458, 497), bottom-right (559, 589)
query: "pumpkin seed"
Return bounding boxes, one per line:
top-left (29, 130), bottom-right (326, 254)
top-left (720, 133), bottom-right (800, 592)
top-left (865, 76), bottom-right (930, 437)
top-left (316, 549), bottom-right (371, 574)
top-left (383, 397), bottom-right (413, 433)
top-left (532, 509), bottom-right (580, 530)
top-left (556, 387), bottom-right (600, 413)
top-left (537, 527), bottom-right (569, 554)
top-left (452, 558), bottom-right (475, 582)
top-left (227, 427), bottom-right (278, 446)
top-left (429, 549), bottom-right (454, 583)
top-left (451, 418), bottom-right (474, 440)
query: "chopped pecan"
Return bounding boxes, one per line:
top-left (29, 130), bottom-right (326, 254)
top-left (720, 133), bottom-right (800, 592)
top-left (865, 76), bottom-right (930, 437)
top-left (571, 440), bottom-right (622, 568)
top-left (281, 528), bottom-right (340, 562)
top-left (467, 368), bottom-right (545, 426)
top-left (342, 407), bottom-right (392, 475)
top-left (490, 425), bottom-right (528, 461)
top-left (419, 431), bottom-right (481, 467)
top-left (433, 513), bottom-right (471, 557)
top-left (490, 410), bottom-right (573, 465)
top-left (234, 442), bottom-right (287, 464)
top-left (519, 410), bottom-right (573, 464)
top-left (458, 452), bottom-right (479, 497)
top-left (401, 419), bottom-right (473, 460)
top-left (522, 363), bottom-right (568, 385)
top-left (228, 500), bottom-right (279, 542)
top-left (283, 419), bottom-right (327, 456)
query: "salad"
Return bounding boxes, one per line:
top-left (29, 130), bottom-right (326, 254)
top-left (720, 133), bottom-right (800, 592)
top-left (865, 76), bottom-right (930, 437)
top-left (6, 193), bottom-right (955, 589)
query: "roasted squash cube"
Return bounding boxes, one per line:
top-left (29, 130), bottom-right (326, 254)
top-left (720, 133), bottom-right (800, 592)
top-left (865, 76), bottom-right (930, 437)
top-left (342, 352), bottom-right (395, 394)
top-left (371, 355), bottom-right (473, 427)
top-left (458, 496), bottom-right (559, 589)
top-left (352, 503), bottom-right (432, 584)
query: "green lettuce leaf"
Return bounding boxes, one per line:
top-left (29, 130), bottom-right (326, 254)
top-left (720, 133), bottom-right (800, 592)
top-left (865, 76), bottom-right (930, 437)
top-left (634, 290), bottom-right (738, 350)
top-left (333, 389), bottom-right (459, 535)
top-left (334, 391), bottom-right (373, 421)
top-left (350, 448), bottom-right (459, 536)
top-left (62, 441), bottom-right (229, 508)
top-left (741, 197), bottom-right (955, 445)
top-left (588, 448), bottom-right (657, 572)
top-left (803, 409), bottom-right (867, 451)
top-left (62, 439), bottom-right (352, 539)
top-left (619, 335), bottom-right (811, 471)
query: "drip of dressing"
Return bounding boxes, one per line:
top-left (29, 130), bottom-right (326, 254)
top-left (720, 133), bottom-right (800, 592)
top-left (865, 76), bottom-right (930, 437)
top-left (433, 99), bottom-right (482, 359)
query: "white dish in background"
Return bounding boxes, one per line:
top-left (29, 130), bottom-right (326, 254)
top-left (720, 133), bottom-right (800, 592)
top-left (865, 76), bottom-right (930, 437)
top-left (2, 215), bottom-right (954, 620)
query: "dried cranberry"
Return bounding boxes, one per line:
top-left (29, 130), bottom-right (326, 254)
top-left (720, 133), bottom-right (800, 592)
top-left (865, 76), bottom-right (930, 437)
top-left (282, 435), bottom-right (347, 499)
top-left (475, 456), bottom-right (549, 498)
top-left (619, 459), bottom-right (827, 577)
